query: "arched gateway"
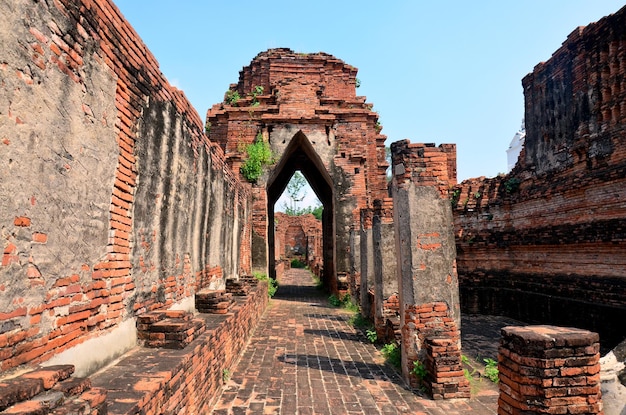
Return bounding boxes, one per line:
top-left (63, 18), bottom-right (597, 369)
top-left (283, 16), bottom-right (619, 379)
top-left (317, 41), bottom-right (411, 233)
top-left (207, 50), bottom-right (468, 396)
top-left (207, 48), bottom-right (388, 293)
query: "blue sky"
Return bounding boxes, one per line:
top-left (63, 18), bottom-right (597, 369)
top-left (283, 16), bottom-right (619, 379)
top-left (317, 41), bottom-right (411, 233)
top-left (114, 0), bottom-right (624, 207)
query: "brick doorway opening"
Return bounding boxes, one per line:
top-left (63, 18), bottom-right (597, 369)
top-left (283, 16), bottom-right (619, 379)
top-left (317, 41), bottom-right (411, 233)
top-left (267, 131), bottom-right (336, 291)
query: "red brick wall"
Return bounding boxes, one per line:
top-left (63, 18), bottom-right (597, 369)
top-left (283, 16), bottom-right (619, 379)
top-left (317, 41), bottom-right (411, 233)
top-left (454, 6), bottom-right (626, 350)
top-left (274, 213), bottom-right (323, 274)
top-left (0, 0), bottom-right (250, 373)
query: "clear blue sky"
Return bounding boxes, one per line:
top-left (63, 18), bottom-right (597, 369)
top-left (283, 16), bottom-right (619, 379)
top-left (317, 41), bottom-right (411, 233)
top-left (114, 0), bottom-right (624, 183)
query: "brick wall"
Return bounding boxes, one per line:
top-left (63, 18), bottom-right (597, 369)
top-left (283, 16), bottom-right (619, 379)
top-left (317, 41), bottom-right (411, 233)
top-left (454, 5), bottom-right (626, 351)
top-left (274, 212), bottom-right (322, 274)
top-left (0, 0), bottom-right (250, 374)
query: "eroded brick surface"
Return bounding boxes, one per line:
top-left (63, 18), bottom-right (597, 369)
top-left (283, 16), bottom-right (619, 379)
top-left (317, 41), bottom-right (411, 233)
top-left (0, 0), bottom-right (250, 374)
top-left (498, 326), bottom-right (602, 415)
top-left (454, 5), bottom-right (626, 351)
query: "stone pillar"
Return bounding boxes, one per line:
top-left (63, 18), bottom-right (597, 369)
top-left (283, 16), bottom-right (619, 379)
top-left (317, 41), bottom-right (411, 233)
top-left (391, 140), bottom-right (464, 395)
top-left (360, 208), bottom-right (374, 319)
top-left (372, 198), bottom-right (398, 342)
top-left (499, 325), bottom-right (602, 415)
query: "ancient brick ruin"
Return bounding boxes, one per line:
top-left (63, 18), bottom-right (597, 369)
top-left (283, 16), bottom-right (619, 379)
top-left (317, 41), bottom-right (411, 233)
top-left (1, 0), bottom-right (625, 412)
top-left (273, 212), bottom-right (323, 278)
top-left (453, 6), bottom-right (626, 353)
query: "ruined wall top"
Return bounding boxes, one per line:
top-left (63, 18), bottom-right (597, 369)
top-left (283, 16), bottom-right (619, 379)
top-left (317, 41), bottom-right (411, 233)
top-left (521, 5), bottom-right (626, 176)
top-left (234, 48), bottom-right (359, 104)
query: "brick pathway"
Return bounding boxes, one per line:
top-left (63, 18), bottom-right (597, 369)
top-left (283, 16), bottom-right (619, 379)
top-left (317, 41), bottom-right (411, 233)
top-left (210, 269), bottom-right (498, 415)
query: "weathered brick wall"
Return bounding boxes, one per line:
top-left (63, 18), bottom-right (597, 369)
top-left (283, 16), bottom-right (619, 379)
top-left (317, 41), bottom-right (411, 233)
top-left (274, 212), bottom-right (322, 271)
top-left (454, 6), bottom-right (626, 351)
top-left (0, 0), bottom-right (250, 374)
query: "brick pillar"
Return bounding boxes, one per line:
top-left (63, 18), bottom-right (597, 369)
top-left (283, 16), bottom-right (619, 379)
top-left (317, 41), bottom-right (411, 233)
top-left (372, 198), bottom-right (398, 342)
top-left (391, 140), bottom-right (465, 396)
top-left (360, 208), bottom-right (374, 319)
top-left (498, 325), bottom-right (602, 415)
top-left (403, 302), bottom-right (470, 398)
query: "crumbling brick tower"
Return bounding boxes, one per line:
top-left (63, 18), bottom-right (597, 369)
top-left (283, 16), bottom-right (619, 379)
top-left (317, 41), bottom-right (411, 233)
top-left (207, 49), bottom-right (388, 292)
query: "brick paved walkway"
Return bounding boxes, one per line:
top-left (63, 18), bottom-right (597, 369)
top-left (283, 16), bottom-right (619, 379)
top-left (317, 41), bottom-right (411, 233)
top-left (210, 269), bottom-right (498, 415)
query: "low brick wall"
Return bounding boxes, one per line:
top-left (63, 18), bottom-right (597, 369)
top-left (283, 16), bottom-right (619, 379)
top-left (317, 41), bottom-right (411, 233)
top-left (90, 280), bottom-right (269, 414)
top-left (498, 325), bottom-right (602, 415)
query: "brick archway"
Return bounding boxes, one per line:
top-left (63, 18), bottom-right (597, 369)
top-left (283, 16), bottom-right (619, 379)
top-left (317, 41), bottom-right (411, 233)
top-left (267, 131), bottom-right (335, 288)
top-left (206, 48), bottom-right (389, 294)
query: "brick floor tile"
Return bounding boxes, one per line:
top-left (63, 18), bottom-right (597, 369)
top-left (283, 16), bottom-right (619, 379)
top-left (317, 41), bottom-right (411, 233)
top-left (209, 269), bottom-right (498, 415)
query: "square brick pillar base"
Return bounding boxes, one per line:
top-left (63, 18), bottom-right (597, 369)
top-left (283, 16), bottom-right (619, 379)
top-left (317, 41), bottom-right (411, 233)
top-left (403, 302), bottom-right (470, 399)
top-left (498, 325), bottom-right (602, 415)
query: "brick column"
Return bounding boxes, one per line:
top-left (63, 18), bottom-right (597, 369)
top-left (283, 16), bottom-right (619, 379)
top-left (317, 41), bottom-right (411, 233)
top-left (403, 302), bottom-right (470, 399)
top-left (391, 140), bottom-right (466, 396)
top-left (499, 325), bottom-right (602, 415)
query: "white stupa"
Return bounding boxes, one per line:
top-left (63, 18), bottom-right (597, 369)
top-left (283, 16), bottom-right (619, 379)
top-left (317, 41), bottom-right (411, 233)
top-left (506, 120), bottom-right (526, 172)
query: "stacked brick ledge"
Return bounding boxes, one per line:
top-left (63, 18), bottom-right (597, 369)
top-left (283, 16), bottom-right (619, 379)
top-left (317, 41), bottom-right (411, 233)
top-left (0, 365), bottom-right (106, 414)
top-left (136, 310), bottom-right (206, 349)
top-left (89, 280), bottom-right (269, 414)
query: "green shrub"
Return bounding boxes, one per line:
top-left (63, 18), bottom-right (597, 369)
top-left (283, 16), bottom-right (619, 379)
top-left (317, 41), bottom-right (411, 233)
top-left (253, 272), bottom-right (278, 298)
top-left (225, 90), bottom-right (240, 106)
top-left (411, 360), bottom-right (427, 380)
top-left (381, 343), bottom-right (401, 368)
top-left (249, 85), bottom-right (264, 106)
top-left (366, 329), bottom-right (377, 343)
top-left (328, 294), bottom-right (342, 307)
top-left (240, 133), bottom-right (273, 183)
top-left (483, 358), bottom-right (499, 383)
top-left (503, 177), bottom-right (521, 194)
top-left (290, 258), bottom-right (306, 268)
top-left (348, 313), bottom-right (370, 329)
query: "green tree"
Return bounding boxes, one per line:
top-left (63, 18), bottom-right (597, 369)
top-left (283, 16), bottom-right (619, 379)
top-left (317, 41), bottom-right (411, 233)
top-left (310, 204), bottom-right (323, 220)
top-left (283, 171), bottom-right (307, 215)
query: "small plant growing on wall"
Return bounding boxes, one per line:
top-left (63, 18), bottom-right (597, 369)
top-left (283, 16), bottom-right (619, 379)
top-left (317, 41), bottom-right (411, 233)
top-left (503, 177), bottom-right (521, 194)
top-left (222, 369), bottom-right (231, 384)
top-left (411, 359), bottom-right (428, 381)
top-left (249, 85), bottom-right (264, 106)
top-left (240, 133), bottom-right (273, 183)
top-left (450, 188), bottom-right (461, 207)
top-left (254, 271), bottom-right (278, 297)
top-left (225, 89), bottom-right (240, 106)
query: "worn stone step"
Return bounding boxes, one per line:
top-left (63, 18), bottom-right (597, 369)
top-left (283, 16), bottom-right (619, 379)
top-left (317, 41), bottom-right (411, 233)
top-left (52, 377), bottom-right (92, 396)
top-left (1, 390), bottom-right (65, 415)
top-left (0, 378), bottom-right (44, 411)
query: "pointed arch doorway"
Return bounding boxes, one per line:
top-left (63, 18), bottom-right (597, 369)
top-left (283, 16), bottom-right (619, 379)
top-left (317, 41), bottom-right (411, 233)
top-left (267, 131), bottom-right (336, 291)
